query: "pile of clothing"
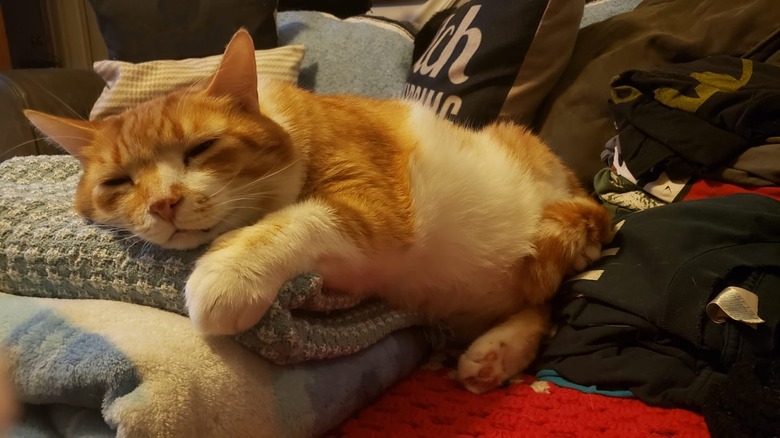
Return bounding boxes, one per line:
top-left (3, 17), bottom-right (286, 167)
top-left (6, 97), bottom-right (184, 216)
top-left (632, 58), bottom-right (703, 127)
top-left (537, 31), bottom-right (780, 437)
top-left (595, 32), bottom-right (780, 215)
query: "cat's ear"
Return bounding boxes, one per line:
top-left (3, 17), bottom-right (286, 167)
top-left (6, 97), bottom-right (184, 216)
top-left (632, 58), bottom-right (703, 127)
top-left (205, 29), bottom-right (260, 114)
top-left (23, 110), bottom-right (96, 160)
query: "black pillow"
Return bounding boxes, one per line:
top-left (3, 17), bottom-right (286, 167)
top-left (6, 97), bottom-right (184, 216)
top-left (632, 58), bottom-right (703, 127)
top-left (404, 0), bottom-right (583, 129)
top-left (88, 0), bottom-right (279, 63)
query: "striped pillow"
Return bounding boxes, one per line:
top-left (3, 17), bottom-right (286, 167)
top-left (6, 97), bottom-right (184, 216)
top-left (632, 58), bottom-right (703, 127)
top-left (89, 45), bottom-right (305, 120)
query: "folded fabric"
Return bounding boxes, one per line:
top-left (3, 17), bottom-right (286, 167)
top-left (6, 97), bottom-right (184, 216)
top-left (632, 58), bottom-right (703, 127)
top-left (0, 292), bottom-right (429, 437)
top-left (0, 155), bottom-right (425, 364)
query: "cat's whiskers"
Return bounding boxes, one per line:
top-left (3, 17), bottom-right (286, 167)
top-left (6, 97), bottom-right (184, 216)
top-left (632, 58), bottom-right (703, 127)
top-left (0, 138), bottom-right (51, 161)
top-left (227, 159), bottom-right (300, 194)
top-left (139, 240), bottom-right (154, 255)
top-left (176, 76), bottom-right (211, 115)
top-left (1, 136), bottom-right (90, 161)
top-left (96, 226), bottom-right (151, 254)
top-left (121, 238), bottom-right (146, 254)
top-left (221, 206), bottom-right (271, 215)
top-left (211, 192), bottom-right (279, 208)
top-left (92, 122), bottom-right (113, 150)
top-left (205, 171), bottom-right (239, 201)
top-left (26, 77), bottom-right (87, 121)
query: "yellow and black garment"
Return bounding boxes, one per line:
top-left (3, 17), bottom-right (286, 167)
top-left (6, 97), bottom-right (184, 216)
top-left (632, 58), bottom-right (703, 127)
top-left (608, 55), bottom-right (780, 186)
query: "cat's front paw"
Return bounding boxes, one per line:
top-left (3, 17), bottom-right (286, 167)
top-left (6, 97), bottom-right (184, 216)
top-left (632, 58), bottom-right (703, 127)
top-left (185, 244), bottom-right (282, 335)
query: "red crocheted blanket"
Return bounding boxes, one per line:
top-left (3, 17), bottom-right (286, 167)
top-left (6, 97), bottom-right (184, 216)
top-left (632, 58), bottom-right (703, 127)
top-left (334, 362), bottom-right (709, 437)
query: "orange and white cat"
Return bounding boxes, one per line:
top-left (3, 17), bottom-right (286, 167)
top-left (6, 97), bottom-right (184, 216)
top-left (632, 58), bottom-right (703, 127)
top-left (24, 30), bottom-right (612, 393)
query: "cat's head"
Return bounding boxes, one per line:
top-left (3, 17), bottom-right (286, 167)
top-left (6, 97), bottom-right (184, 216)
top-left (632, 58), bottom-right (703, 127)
top-left (24, 30), bottom-right (302, 249)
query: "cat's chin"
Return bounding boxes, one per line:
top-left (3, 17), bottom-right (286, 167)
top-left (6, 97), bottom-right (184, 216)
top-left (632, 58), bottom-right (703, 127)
top-left (162, 228), bottom-right (215, 250)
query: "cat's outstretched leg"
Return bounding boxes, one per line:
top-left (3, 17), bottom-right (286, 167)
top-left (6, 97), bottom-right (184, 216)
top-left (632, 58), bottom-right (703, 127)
top-left (457, 196), bottom-right (612, 393)
top-left (458, 306), bottom-right (550, 394)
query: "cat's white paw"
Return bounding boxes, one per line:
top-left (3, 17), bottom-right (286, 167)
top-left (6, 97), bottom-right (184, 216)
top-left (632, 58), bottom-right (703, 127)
top-left (457, 332), bottom-right (535, 394)
top-left (571, 239), bottom-right (603, 272)
top-left (185, 245), bottom-right (282, 335)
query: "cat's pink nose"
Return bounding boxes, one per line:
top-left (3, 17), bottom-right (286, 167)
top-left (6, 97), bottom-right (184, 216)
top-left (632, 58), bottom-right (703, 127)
top-left (149, 196), bottom-right (182, 222)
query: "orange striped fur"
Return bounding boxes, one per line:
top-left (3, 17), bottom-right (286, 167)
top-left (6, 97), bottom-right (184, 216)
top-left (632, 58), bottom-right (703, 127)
top-left (25, 30), bottom-right (612, 393)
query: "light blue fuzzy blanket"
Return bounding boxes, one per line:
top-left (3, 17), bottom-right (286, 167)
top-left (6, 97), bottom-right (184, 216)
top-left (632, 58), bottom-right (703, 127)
top-left (0, 293), bottom-right (428, 437)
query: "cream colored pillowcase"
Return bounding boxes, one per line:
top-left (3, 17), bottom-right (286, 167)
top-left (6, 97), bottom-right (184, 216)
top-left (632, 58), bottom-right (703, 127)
top-left (90, 45), bottom-right (305, 120)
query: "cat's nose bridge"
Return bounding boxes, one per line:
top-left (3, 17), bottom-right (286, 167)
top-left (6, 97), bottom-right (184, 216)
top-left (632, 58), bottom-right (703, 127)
top-left (149, 195), bottom-right (182, 222)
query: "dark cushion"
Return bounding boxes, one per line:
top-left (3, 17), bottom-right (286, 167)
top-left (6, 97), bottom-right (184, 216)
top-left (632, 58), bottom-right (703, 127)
top-left (0, 69), bottom-right (105, 161)
top-left (87, 0), bottom-right (279, 63)
top-left (404, 0), bottom-right (584, 129)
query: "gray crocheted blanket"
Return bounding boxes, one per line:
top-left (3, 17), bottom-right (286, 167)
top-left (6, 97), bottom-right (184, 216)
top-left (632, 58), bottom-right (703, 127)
top-left (0, 156), bottom-right (424, 364)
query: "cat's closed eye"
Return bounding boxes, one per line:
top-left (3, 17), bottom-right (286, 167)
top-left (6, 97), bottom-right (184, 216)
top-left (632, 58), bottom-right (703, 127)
top-left (184, 139), bottom-right (217, 165)
top-left (102, 176), bottom-right (133, 187)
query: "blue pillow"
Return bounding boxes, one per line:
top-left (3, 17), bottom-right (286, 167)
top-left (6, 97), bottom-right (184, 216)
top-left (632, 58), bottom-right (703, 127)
top-left (278, 11), bottom-right (414, 98)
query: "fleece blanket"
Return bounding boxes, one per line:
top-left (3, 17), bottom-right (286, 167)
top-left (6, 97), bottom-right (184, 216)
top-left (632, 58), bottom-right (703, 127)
top-left (0, 293), bottom-right (428, 437)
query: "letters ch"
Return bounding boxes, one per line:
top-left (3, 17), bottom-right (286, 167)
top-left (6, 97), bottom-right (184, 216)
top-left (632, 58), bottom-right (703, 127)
top-left (412, 5), bottom-right (483, 85)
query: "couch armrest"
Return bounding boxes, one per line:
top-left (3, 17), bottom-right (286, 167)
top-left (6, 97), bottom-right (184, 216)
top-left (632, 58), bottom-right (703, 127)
top-left (0, 69), bottom-right (105, 161)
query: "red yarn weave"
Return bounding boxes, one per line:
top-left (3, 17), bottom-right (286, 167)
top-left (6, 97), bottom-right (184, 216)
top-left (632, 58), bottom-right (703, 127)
top-left (334, 367), bottom-right (709, 437)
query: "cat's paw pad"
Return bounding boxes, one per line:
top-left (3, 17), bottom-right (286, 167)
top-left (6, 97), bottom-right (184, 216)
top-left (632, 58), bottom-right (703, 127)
top-left (457, 348), bottom-right (508, 394)
top-left (185, 247), bottom-right (279, 335)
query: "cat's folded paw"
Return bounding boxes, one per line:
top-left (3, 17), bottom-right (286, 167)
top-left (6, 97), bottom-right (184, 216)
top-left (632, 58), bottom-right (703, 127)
top-left (566, 199), bottom-right (615, 274)
top-left (571, 239), bottom-right (603, 272)
top-left (185, 246), bottom-right (281, 335)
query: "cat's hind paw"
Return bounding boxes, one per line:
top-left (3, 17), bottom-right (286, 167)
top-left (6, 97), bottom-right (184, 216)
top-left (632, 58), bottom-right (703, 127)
top-left (457, 307), bottom-right (548, 394)
top-left (457, 347), bottom-right (509, 394)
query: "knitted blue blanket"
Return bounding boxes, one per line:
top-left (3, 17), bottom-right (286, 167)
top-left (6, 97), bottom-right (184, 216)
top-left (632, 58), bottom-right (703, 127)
top-left (0, 155), bottom-right (424, 364)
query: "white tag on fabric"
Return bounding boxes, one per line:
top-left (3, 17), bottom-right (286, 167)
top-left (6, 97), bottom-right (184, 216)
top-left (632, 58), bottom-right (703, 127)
top-left (706, 286), bottom-right (765, 329)
top-left (567, 270), bottom-right (604, 282)
top-left (601, 247), bottom-right (620, 257)
top-left (643, 171), bottom-right (690, 203)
